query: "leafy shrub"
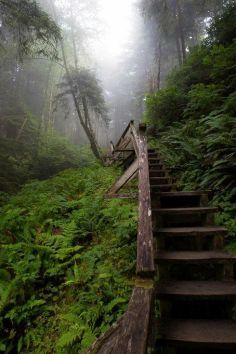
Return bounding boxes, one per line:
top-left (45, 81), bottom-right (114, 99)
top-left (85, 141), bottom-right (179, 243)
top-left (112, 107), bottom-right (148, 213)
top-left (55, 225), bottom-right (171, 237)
top-left (0, 106), bottom-right (94, 193)
top-left (0, 165), bottom-right (137, 353)
top-left (167, 46), bottom-right (212, 91)
top-left (206, 4), bottom-right (236, 46)
top-left (184, 84), bottom-right (223, 119)
top-left (145, 87), bottom-right (187, 127)
top-left (31, 136), bottom-right (93, 180)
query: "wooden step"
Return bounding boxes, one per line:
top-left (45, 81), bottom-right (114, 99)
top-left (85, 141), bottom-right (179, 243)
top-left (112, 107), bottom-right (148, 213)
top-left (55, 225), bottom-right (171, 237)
top-left (155, 251), bottom-right (236, 264)
top-left (158, 192), bottom-right (209, 197)
top-left (156, 281), bottom-right (236, 299)
top-left (150, 177), bottom-right (170, 185)
top-left (153, 207), bottom-right (218, 215)
top-left (148, 157), bottom-right (161, 161)
top-left (158, 319), bottom-right (236, 348)
top-left (149, 169), bottom-right (167, 177)
top-left (151, 185), bottom-right (173, 192)
top-left (148, 152), bottom-right (159, 157)
top-left (149, 163), bottom-right (164, 169)
top-left (150, 177), bottom-right (170, 181)
top-left (156, 226), bottom-right (228, 237)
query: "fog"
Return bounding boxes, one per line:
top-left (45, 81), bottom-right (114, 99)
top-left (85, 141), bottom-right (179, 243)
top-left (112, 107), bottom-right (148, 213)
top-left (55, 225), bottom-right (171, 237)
top-left (0, 0), bottom-right (230, 155)
top-left (93, 0), bottom-right (136, 60)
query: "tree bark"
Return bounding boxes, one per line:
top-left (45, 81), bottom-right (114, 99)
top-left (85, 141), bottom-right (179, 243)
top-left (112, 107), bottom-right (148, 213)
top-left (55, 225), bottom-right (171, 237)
top-left (157, 41), bottom-right (162, 91)
top-left (176, 0), bottom-right (186, 62)
top-left (60, 40), bottom-right (102, 160)
top-left (70, 0), bottom-right (79, 71)
top-left (175, 34), bottom-right (182, 66)
top-left (50, 0), bottom-right (102, 161)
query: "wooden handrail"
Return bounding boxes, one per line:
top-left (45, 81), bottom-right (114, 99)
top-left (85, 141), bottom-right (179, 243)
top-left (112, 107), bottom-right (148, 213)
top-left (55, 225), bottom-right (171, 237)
top-left (86, 121), bottom-right (155, 354)
top-left (107, 121), bottom-right (155, 275)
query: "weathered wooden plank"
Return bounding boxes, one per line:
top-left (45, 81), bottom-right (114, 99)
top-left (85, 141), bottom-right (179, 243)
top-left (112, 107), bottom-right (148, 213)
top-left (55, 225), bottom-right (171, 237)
top-left (107, 159), bottom-right (139, 195)
top-left (85, 285), bottom-right (154, 354)
top-left (115, 120), bottom-right (134, 150)
top-left (130, 122), bottom-right (139, 156)
top-left (110, 141), bottom-right (115, 154)
top-left (112, 137), bottom-right (133, 162)
top-left (136, 125), bottom-right (155, 276)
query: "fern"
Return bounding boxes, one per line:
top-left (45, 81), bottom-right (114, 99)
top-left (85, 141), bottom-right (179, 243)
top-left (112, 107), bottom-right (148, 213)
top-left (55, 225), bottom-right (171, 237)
top-left (0, 165), bottom-right (136, 353)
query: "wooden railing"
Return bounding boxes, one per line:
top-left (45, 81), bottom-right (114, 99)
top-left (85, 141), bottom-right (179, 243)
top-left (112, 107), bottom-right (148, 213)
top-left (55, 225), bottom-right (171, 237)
top-left (85, 121), bottom-right (155, 354)
top-left (108, 121), bottom-right (155, 275)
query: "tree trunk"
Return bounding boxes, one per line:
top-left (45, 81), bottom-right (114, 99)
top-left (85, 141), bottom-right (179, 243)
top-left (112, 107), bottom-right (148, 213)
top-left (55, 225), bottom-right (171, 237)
top-left (50, 0), bottom-right (102, 161)
top-left (175, 34), bottom-right (182, 66)
top-left (60, 40), bottom-right (102, 160)
top-left (157, 42), bottom-right (162, 91)
top-left (176, 0), bottom-right (186, 62)
top-left (70, 0), bottom-right (79, 70)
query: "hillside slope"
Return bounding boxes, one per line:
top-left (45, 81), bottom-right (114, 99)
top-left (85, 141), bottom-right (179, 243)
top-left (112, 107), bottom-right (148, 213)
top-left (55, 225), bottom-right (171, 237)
top-left (0, 165), bottom-right (137, 353)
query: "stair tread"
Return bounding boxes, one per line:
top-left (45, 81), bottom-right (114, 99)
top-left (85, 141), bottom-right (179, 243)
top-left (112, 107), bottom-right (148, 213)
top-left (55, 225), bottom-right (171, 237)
top-left (157, 191), bottom-right (209, 197)
top-left (150, 177), bottom-right (169, 180)
top-left (157, 280), bottom-right (236, 297)
top-left (153, 207), bottom-right (218, 214)
top-left (156, 250), bottom-right (236, 262)
top-left (156, 226), bottom-right (228, 236)
top-left (159, 319), bottom-right (236, 346)
top-left (151, 184), bottom-right (174, 187)
top-left (149, 169), bottom-right (168, 173)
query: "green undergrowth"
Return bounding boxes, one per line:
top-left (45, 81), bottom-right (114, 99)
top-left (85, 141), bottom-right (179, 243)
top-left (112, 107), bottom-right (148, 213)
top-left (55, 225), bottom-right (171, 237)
top-left (0, 164), bottom-right (138, 353)
top-left (145, 4), bottom-right (236, 248)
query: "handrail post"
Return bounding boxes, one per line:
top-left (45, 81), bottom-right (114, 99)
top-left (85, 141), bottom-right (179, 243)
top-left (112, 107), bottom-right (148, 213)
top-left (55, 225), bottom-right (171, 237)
top-left (136, 123), bottom-right (155, 276)
top-left (110, 141), bottom-right (115, 154)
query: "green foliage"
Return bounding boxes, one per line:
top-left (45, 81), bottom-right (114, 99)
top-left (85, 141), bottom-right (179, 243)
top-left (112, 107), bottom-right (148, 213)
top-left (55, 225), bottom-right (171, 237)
top-left (58, 68), bottom-right (109, 125)
top-left (31, 135), bottom-right (93, 180)
top-left (184, 84), bottom-right (223, 119)
top-left (206, 4), bottom-right (236, 46)
top-left (145, 87), bottom-right (187, 127)
top-left (0, 165), bottom-right (137, 353)
top-left (167, 46), bottom-right (212, 91)
top-left (0, 106), bottom-right (93, 193)
top-left (0, 0), bottom-right (61, 58)
top-left (146, 4), bottom-right (236, 244)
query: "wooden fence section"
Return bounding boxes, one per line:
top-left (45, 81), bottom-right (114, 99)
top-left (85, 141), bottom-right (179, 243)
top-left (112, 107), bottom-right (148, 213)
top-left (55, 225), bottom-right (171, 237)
top-left (85, 121), bottom-right (155, 354)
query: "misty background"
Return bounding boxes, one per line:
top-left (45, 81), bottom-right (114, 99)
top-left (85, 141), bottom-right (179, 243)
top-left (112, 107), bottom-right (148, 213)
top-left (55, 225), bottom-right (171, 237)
top-left (0, 0), bottom-right (231, 161)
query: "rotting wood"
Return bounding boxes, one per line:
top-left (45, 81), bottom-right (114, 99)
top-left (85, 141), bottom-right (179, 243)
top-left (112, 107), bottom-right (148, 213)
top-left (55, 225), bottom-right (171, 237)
top-left (84, 286), bottom-right (154, 354)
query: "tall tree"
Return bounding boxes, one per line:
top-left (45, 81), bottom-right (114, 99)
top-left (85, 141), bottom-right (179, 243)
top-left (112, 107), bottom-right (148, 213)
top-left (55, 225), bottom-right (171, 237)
top-left (50, 0), bottom-right (107, 160)
top-left (0, 0), bottom-right (61, 58)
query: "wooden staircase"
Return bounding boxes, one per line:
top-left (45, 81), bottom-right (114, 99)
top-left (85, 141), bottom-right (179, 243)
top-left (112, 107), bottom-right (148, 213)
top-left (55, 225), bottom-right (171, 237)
top-left (149, 149), bottom-right (236, 354)
top-left (86, 122), bottom-right (236, 354)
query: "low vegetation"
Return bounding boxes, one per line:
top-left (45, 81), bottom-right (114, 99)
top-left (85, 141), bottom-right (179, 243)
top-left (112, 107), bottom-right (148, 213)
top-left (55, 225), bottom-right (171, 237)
top-left (0, 165), bottom-right (137, 353)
